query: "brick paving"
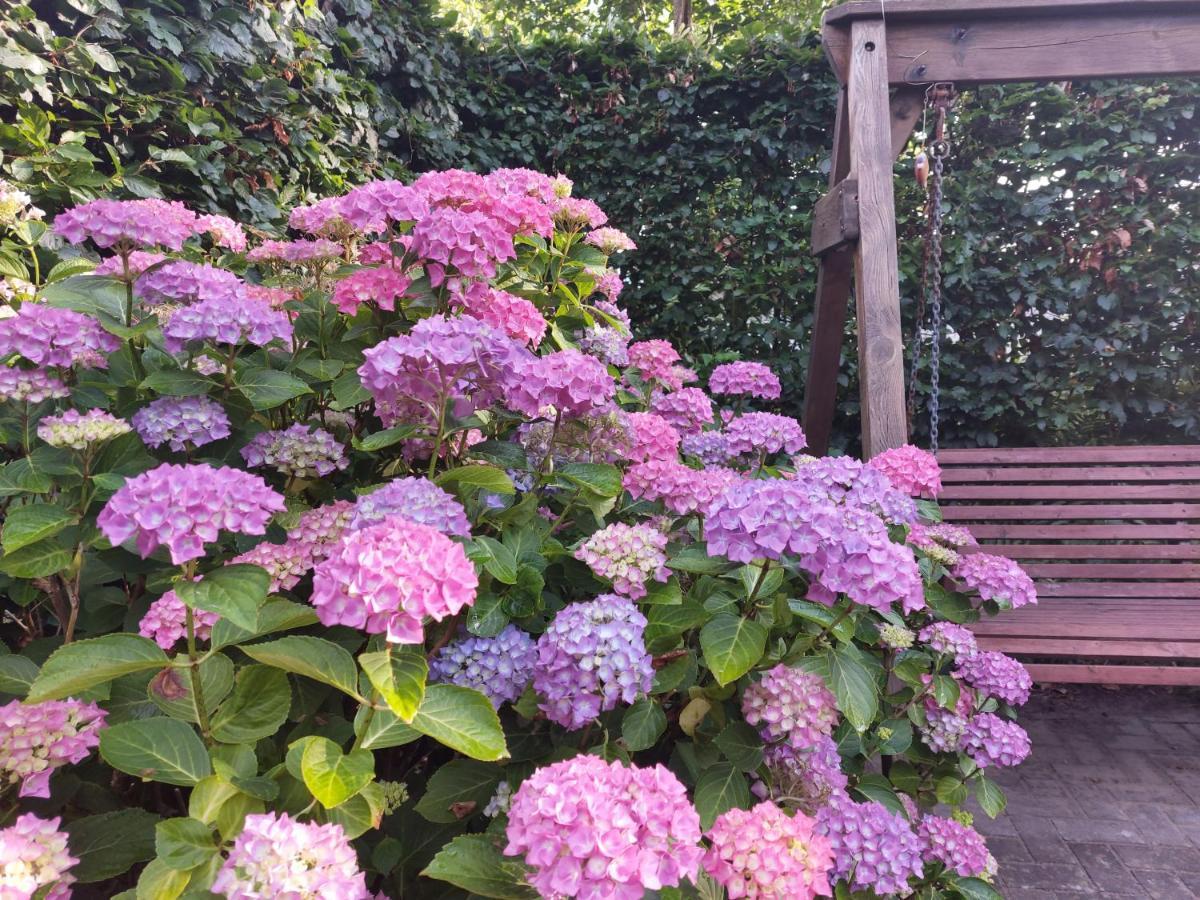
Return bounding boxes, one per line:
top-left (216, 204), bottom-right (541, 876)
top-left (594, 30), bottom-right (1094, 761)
top-left (974, 685), bottom-right (1200, 899)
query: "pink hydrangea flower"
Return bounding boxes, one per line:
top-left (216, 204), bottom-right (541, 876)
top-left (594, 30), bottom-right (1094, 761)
top-left (231, 540), bottom-right (313, 593)
top-left (138, 587), bottom-right (220, 649)
top-left (918, 815), bottom-right (996, 879)
top-left (486, 167), bottom-right (562, 203)
top-left (54, 198), bottom-right (197, 250)
top-left (704, 803), bottom-right (834, 900)
top-left (0, 700), bottom-right (106, 799)
top-left (455, 284), bottom-right (547, 348)
top-left (97, 463), bottom-right (285, 564)
top-left (310, 518), bottom-right (478, 644)
top-left (649, 387), bottom-right (714, 434)
top-left (409, 206), bottom-right (516, 284)
top-left (962, 713), bottom-right (1032, 768)
top-left (627, 339), bottom-right (680, 384)
top-left (575, 522), bottom-right (669, 599)
top-left (533, 595), bottom-right (653, 729)
top-left (211, 812), bottom-right (369, 900)
top-left (552, 197), bottom-right (608, 230)
top-left (246, 238), bottom-right (342, 264)
top-left (350, 477), bottom-right (470, 537)
top-left (724, 412), bottom-right (807, 458)
top-left (131, 396), bottom-right (231, 452)
top-left (330, 266), bottom-right (412, 315)
top-left (244, 285), bottom-right (295, 309)
top-left (36, 408), bottom-right (130, 450)
top-left (241, 424), bottom-right (348, 479)
top-left (791, 455), bottom-right (918, 526)
top-left (358, 314), bottom-right (530, 426)
top-left (623, 459), bottom-right (740, 516)
top-left (742, 664), bottom-right (838, 750)
top-left (816, 795), bottom-right (924, 896)
top-left (867, 443), bottom-right (943, 498)
top-left (708, 361), bottom-right (782, 400)
top-left (956, 650), bottom-right (1033, 706)
top-left (584, 227), bottom-right (636, 254)
top-left (0, 814), bottom-right (77, 899)
top-left (757, 737), bottom-right (848, 813)
top-left (953, 552), bottom-right (1038, 609)
top-left (288, 196), bottom-right (355, 238)
top-left (162, 295), bottom-right (293, 352)
top-left (338, 180), bottom-right (430, 233)
top-left (0, 367), bottom-right (68, 403)
top-left (0, 304), bottom-right (120, 370)
top-left (196, 214), bottom-right (247, 252)
top-left (622, 411), bottom-right (681, 462)
top-left (504, 755), bottom-right (702, 898)
top-left (506, 350), bottom-right (615, 419)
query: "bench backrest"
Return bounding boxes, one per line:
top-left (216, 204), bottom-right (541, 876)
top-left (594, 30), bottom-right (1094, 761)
top-left (936, 445), bottom-right (1200, 602)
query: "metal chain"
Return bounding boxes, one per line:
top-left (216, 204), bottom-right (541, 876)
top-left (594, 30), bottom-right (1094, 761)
top-left (927, 145), bottom-right (946, 454)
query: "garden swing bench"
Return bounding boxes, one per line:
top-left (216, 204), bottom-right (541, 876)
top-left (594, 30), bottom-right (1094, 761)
top-left (800, 0), bottom-right (1200, 685)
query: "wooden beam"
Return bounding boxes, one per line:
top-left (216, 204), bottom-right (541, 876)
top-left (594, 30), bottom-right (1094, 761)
top-left (810, 179), bottom-right (860, 257)
top-left (889, 85), bottom-right (924, 158)
top-left (802, 87), bottom-right (854, 458)
top-left (824, 2), bottom-right (1200, 86)
top-left (849, 19), bottom-right (908, 458)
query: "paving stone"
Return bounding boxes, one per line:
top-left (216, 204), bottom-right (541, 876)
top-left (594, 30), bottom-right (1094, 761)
top-left (998, 863), bottom-right (1095, 893)
top-left (986, 834), bottom-right (1032, 864)
top-left (1130, 869), bottom-right (1196, 900)
top-left (1067, 843), bottom-right (1141, 893)
top-left (1054, 817), bottom-right (1145, 844)
top-left (1112, 844), bottom-right (1200, 872)
top-left (1009, 814), bottom-right (1080, 864)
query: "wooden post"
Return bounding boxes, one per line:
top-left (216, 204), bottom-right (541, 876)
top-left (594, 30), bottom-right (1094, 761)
top-left (848, 19), bottom-right (908, 457)
top-left (802, 88), bottom-right (854, 457)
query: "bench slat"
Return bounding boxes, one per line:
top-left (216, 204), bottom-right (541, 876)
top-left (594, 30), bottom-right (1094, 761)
top-left (976, 637), bottom-right (1200, 658)
top-left (1022, 663), bottom-right (1200, 686)
top-left (940, 484), bottom-right (1200, 501)
top-left (966, 524), bottom-right (1200, 540)
top-left (940, 503), bottom-right (1200, 521)
top-left (964, 544), bottom-right (1200, 560)
top-left (941, 465), bottom-right (1200, 484)
top-left (938, 446), bottom-right (1200, 464)
top-left (1018, 563), bottom-right (1200, 579)
top-left (1036, 581), bottom-right (1200, 597)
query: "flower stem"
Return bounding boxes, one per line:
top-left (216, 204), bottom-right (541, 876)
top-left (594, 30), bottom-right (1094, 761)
top-left (185, 605), bottom-right (213, 744)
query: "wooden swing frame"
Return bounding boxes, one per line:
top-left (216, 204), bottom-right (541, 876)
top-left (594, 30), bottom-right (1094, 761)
top-left (800, 0), bottom-right (1200, 685)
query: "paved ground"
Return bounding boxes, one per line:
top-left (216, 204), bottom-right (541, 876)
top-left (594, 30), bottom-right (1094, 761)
top-left (976, 685), bottom-right (1200, 899)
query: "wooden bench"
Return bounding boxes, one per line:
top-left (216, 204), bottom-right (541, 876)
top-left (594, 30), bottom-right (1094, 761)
top-left (935, 445), bottom-right (1200, 686)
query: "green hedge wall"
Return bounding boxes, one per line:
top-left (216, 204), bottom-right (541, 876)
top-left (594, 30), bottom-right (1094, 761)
top-left (4, 4), bottom-right (1198, 451)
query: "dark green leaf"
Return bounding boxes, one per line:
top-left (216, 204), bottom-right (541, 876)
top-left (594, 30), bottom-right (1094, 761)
top-left (29, 635), bottom-right (168, 702)
top-left (175, 565), bottom-right (270, 632)
top-left (155, 817), bottom-right (218, 871)
top-left (422, 834), bottom-right (537, 899)
top-left (700, 614), bottom-right (766, 686)
top-left (621, 697), bottom-right (667, 751)
top-left (65, 809), bottom-right (158, 882)
top-left (694, 762), bottom-right (751, 830)
top-left (99, 718), bottom-right (212, 786)
top-left (209, 665), bottom-right (291, 743)
top-left (360, 646), bottom-right (427, 722)
top-left (240, 635), bottom-right (360, 697)
top-left (415, 759), bottom-right (501, 824)
top-left (1, 503), bottom-right (75, 553)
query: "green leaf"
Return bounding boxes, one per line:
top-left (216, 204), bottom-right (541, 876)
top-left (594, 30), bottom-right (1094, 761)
top-left (300, 736), bottom-right (375, 808)
top-left (0, 537), bottom-right (71, 578)
top-left (700, 614), bottom-right (767, 686)
top-left (411, 684), bottom-right (509, 761)
top-left (352, 423), bottom-right (421, 451)
top-left (240, 635), bottom-right (360, 697)
top-left (422, 834), bottom-right (538, 899)
top-left (29, 635), bottom-right (168, 702)
top-left (0, 458), bottom-right (52, 497)
top-left (667, 545), bottom-right (733, 575)
top-left (415, 759), bottom-right (501, 824)
top-left (323, 781), bottom-right (386, 839)
top-left (974, 776), bottom-right (1007, 818)
top-left (135, 858), bottom-right (190, 900)
top-left (99, 718), bottom-right (213, 786)
top-left (2, 503), bottom-right (75, 553)
top-left (356, 707), bottom-right (421, 751)
top-left (175, 565), bottom-right (270, 632)
top-left (641, 576), bottom-right (682, 605)
top-left (469, 440), bottom-right (529, 471)
top-left (936, 775), bottom-right (969, 806)
top-left (330, 370), bottom-right (371, 409)
top-left (148, 654), bottom-right (233, 724)
top-left (65, 809), bottom-right (158, 882)
top-left (0, 655), bottom-right (39, 696)
top-left (436, 465), bottom-right (515, 496)
top-left (138, 370), bottom-right (216, 397)
top-left (208, 598), bottom-right (318, 649)
top-left (155, 817), bottom-right (218, 871)
top-left (694, 762), bottom-right (751, 830)
top-left (235, 367), bottom-right (312, 410)
top-left (622, 697), bottom-right (667, 751)
top-left (925, 582), bottom-right (974, 624)
top-left (471, 536), bottom-right (519, 584)
top-left (877, 718), bottom-right (913, 755)
top-left (713, 722), bottom-right (765, 772)
top-left (360, 647), bottom-right (427, 722)
top-left (951, 877), bottom-right (1005, 900)
top-left (823, 643), bottom-right (881, 732)
top-left (852, 775), bottom-right (907, 816)
top-left (556, 462), bottom-right (623, 497)
top-left (209, 665), bottom-right (291, 744)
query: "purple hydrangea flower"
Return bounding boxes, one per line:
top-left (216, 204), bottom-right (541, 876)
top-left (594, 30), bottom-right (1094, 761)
top-left (350, 477), bottom-right (470, 537)
top-left (0, 367), bottom-right (69, 403)
top-left (921, 702), bottom-right (970, 753)
top-left (131, 396), bottom-right (231, 452)
top-left (919, 622), bottom-right (979, 662)
top-left (953, 552), bottom-right (1038, 609)
top-left (36, 408), bottom-right (130, 449)
top-left (162, 295), bottom-right (293, 352)
top-left (724, 412), bottom-right (806, 458)
top-left (241, 424), bottom-right (348, 479)
top-left (338, 180), bottom-right (430, 233)
top-left (97, 463), bottom-right (285, 564)
top-left (576, 324), bottom-right (629, 366)
top-left (680, 429), bottom-right (733, 466)
top-left (138, 588), bottom-right (220, 649)
top-left (956, 650), bottom-right (1032, 706)
top-left (791, 455), bottom-right (919, 526)
top-left (758, 736), bottom-right (848, 814)
top-left (708, 361), bottom-right (782, 400)
top-left (816, 794), bottom-right (924, 896)
top-left (53, 198), bottom-right (197, 250)
top-left (506, 349), bottom-right (616, 419)
top-left (245, 238), bottom-right (342, 264)
top-left (962, 713), bottom-right (1032, 768)
top-left (649, 387), bottom-right (714, 435)
top-left (575, 522), bottom-right (669, 599)
top-left (0, 304), bottom-right (120, 369)
top-left (918, 815), bottom-right (996, 878)
top-left (429, 625), bottom-right (536, 708)
top-left (133, 260), bottom-right (245, 307)
top-left (533, 595), bottom-right (653, 730)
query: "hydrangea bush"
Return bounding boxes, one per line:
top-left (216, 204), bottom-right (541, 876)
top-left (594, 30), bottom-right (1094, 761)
top-left (0, 171), bottom-right (1035, 898)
